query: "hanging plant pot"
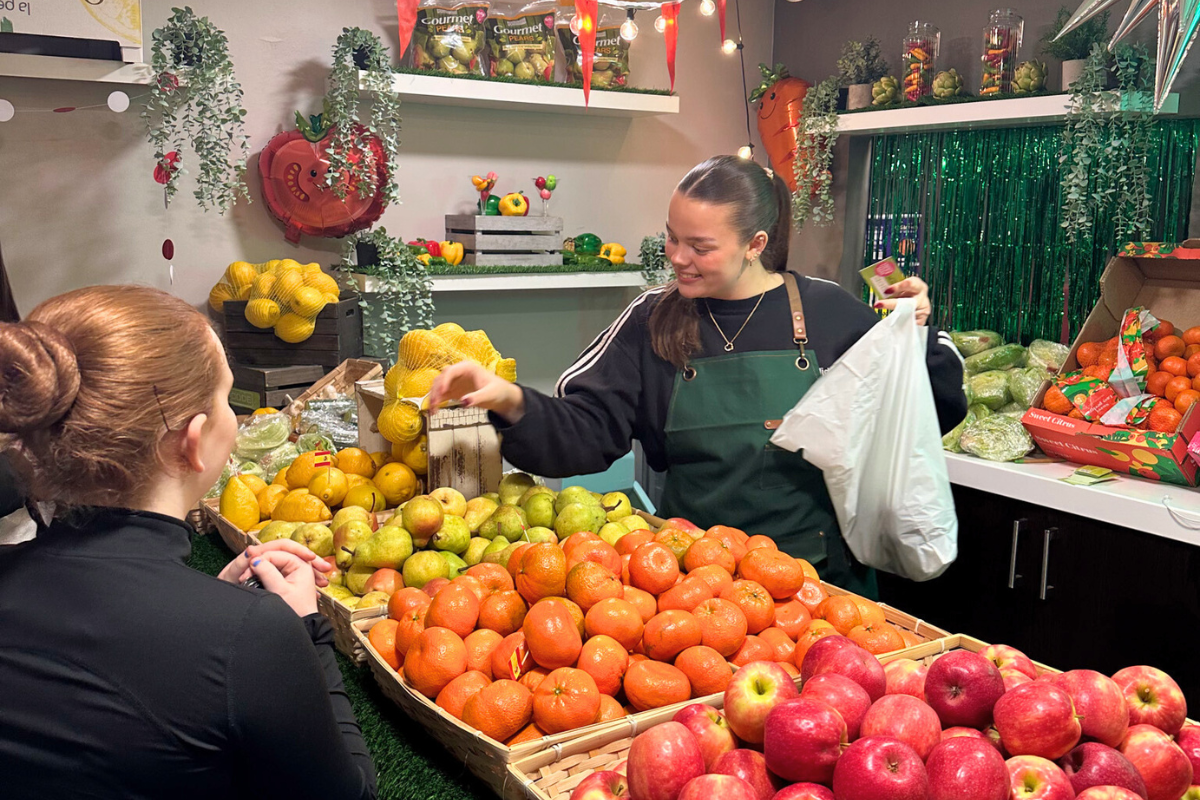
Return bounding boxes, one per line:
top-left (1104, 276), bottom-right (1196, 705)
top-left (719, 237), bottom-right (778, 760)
top-left (847, 83), bottom-right (873, 110)
top-left (1061, 59), bottom-right (1086, 90)
top-left (356, 241), bottom-right (381, 269)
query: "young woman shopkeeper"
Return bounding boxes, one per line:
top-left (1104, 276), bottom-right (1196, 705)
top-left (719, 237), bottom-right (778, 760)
top-left (431, 156), bottom-right (967, 595)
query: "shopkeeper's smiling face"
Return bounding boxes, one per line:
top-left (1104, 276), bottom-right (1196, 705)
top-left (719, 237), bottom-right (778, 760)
top-left (665, 191), bottom-right (764, 300)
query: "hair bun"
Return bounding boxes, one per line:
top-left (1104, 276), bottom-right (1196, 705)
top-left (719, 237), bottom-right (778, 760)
top-left (0, 320), bottom-right (80, 433)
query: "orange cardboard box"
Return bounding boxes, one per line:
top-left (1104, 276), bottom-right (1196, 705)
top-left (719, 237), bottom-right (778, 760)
top-left (1021, 241), bottom-right (1200, 486)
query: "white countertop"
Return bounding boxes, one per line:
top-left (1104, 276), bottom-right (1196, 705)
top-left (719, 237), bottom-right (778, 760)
top-left (945, 453), bottom-right (1200, 547)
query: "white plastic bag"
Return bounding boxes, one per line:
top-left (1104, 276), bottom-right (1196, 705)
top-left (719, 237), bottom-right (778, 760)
top-left (769, 299), bottom-right (958, 581)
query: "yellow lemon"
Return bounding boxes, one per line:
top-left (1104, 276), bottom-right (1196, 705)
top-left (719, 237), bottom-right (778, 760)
top-left (279, 258), bottom-right (303, 272)
top-left (238, 474), bottom-right (269, 497)
top-left (227, 261), bottom-right (259, 292)
top-left (322, 292), bottom-right (340, 306)
top-left (251, 273), bottom-right (277, 300)
top-left (274, 270), bottom-right (304, 304)
top-left (343, 484), bottom-right (387, 513)
top-left (344, 474), bottom-right (376, 491)
top-left (272, 489), bottom-right (332, 523)
top-left (370, 451), bottom-right (393, 472)
top-left (208, 282), bottom-right (235, 312)
top-left (236, 283), bottom-right (253, 301)
top-left (434, 322), bottom-right (465, 335)
top-left (336, 447), bottom-right (376, 478)
top-left (253, 407), bottom-right (279, 416)
top-left (249, 520), bottom-right (269, 533)
top-left (309, 467), bottom-right (349, 507)
top-left (219, 477), bottom-right (261, 532)
top-left (287, 451), bottom-right (338, 490)
top-left (301, 262), bottom-right (323, 275)
top-left (290, 286), bottom-right (327, 318)
top-left (272, 465), bottom-right (290, 486)
top-left (377, 399), bottom-right (423, 443)
top-left (384, 364), bottom-right (408, 398)
top-left (495, 358), bottom-right (517, 382)
top-left (274, 313), bottom-right (316, 343)
top-left (245, 298), bottom-right (282, 329)
top-left (303, 271), bottom-right (340, 296)
top-left (258, 484), bottom-right (289, 519)
top-left (398, 436), bottom-right (428, 476)
top-left (265, 259), bottom-right (284, 274)
top-left (373, 462), bottom-right (418, 507)
top-left (398, 329), bottom-right (449, 370)
top-left (451, 330), bottom-right (497, 364)
top-left (400, 368), bottom-right (440, 399)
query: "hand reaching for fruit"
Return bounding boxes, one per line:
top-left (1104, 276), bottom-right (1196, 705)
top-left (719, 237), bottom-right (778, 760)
top-left (874, 277), bottom-right (931, 326)
top-left (428, 361), bottom-right (525, 424)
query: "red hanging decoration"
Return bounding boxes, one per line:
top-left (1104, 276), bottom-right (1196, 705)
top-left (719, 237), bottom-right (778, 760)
top-left (576, 0), bottom-right (598, 107)
top-left (662, 2), bottom-right (680, 93)
top-left (717, 0), bottom-right (727, 43)
top-left (396, 0), bottom-right (419, 58)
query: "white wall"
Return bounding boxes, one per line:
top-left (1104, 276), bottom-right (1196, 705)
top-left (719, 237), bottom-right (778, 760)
top-left (0, 0), bottom-right (775, 392)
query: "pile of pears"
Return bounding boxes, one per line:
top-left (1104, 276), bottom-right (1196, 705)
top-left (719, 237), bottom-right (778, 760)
top-left (262, 472), bottom-right (650, 610)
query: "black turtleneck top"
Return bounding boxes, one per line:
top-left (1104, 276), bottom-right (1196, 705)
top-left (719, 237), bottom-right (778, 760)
top-left (0, 507), bottom-right (376, 799)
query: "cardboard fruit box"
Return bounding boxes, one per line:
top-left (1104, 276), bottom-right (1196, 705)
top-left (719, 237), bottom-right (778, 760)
top-left (1022, 242), bottom-right (1200, 486)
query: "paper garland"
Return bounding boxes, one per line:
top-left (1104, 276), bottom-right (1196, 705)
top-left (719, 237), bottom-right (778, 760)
top-left (0, 91), bottom-right (133, 122)
top-left (663, 2), bottom-right (680, 93)
top-left (576, 0), bottom-right (598, 106)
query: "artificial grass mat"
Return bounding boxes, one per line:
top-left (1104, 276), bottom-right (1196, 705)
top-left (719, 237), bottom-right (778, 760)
top-left (186, 532), bottom-right (493, 800)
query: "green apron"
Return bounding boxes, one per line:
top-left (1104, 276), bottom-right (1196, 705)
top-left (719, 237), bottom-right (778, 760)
top-left (658, 273), bottom-right (876, 597)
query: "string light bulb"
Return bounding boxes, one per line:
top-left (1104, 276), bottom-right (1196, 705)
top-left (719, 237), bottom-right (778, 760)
top-left (737, 145), bottom-right (753, 160)
top-left (569, 15), bottom-right (583, 35)
top-left (654, 14), bottom-right (668, 33)
top-left (699, 0), bottom-right (716, 15)
top-left (620, 10), bottom-right (638, 42)
top-left (721, 38), bottom-right (739, 54)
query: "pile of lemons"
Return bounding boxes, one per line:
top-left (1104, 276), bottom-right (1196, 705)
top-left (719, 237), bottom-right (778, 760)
top-left (208, 259), bottom-right (341, 344)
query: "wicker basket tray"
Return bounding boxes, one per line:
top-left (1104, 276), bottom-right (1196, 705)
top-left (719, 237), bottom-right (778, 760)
top-left (201, 498), bottom-right (260, 554)
top-left (821, 581), bottom-right (951, 651)
top-left (320, 587), bottom-right (387, 664)
top-left (879, 633), bottom-right (1061, 675)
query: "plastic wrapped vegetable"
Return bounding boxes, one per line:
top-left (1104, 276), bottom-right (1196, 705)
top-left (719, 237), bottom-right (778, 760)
top-left (296, 432), bottom-right (336, 454)
top-left (964, 344), bottom-right (1027, 375)
top-left (204, 458), bottom-right (237, 499)
top-left (1027, 339), bottom-right (1070, 375)
top-left (959, 415), bottom-right (1034, 462)
top-left (968, 403), bottom-right (994, 420)
top-left (1008, 368), bottom-right (1046, 408)
top-left (258, 442), bottom-right (299, 482)
top-left (233, 413), bottom-right (291, 462)
top-left (950, 330), bottom-right (1004, 357)
top-left (942, 407), bottom-right (977, 453)
top-left (998, 402), bottom-right (1026, 416)
top-left (967, 370), bottom-right (1011, 410)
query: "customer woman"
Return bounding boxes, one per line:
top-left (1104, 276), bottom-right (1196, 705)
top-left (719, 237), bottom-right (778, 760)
top-left (0, 285), bottom-right (376, 799)
top-left (431, 156), bottom-right (966, 595)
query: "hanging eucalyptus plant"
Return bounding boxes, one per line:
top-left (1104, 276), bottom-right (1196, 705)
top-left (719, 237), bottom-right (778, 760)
top-left (793, 76), bottom-right (841, 230)
top-left (339, 228), bottom-right (433, 363)
top-left (324, 28), bottom-right (402, 208)
top-left (142, 7), bottom-right (249, 213)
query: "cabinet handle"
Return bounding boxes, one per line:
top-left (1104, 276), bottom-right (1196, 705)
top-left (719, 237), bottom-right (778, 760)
top-left (1039, 528), bottom-right (1056, 600)
top-left (1008, 519), bottom-right (1025, 589)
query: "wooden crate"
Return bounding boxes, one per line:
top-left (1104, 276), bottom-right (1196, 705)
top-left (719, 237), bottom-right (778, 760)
top-left (822, 582), bottom-right (951, 651)
top-left (445, 214), bottom-right (563, 267)
top-left (283, 358), bottom-right (382, 418)
top-left (223, 298), bottom-right (362, 367)
top-left (878, 633), bottom-right (1061, 675)
top-left (229, 365), bottom-right (326, 412)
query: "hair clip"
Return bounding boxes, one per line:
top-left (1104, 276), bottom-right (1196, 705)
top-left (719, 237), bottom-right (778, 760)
top-left (764, 166), bottom-right (774, 180)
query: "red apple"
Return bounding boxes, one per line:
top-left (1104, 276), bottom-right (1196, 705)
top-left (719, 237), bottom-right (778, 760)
top-left (859, 694), bottom-right (942, 760)
top-left (422, 577), bottom-right (450, 597)
top-left (762, 697), bottom-right (847, 785)
top-left (924, 650), bottom-right (1006, 729)
top-left (994, 682), bottom-right (1081, 760)
top-left (1076, 788), bottom-right (1151, 800)
top-left (723, 661), bottom-right (799, 745)
top-left (925, 737), bottom-right (1009, 800)
top-left (1177, 724), bottom-right (1200, 779)
top-left (942, 727), bottom-right (989, 743)
top-left (1051, 670), bottom-right (1130, 748)
top-left (664, 518), bottom-right (704, 536)
top-left (801, 672), bottom-right (872, 739)
top-left (1006, 755), bottom-right (1077, 800)
top-left (1118, 724), bottom-right (1193, 800)
top-left (712, 749), bottom-right (782, 800)
top-left (979, 644), bottom-right (1039, 681)
top-left (771, 785), bottom-right (834, 800)
top-left (885, 658), bottom-right (928, 699)
top-left (677, 774), bottom-right (758, 800)
top-left (627, 721), bottom-right (705, 800)
top-left (1058, 742), bottom-right (1148, 798)
top-left (832, 736), bottom-right (929, 800)
top-left (673, 704), bottom-right (739, 772)
top-left (1003, 668), bottom-right (1035, 691)
top-left (570, 770), bottom-right (630, 800)
top-left (1112, 667), bottom-right (1188, 737)
top-left (800, 636), bottom-right (886, 701)
top-left (985, 725), bottom-right (1006, 755)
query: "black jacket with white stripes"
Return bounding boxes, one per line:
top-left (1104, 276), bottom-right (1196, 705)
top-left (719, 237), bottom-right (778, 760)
top-left (492, 272), bottom-right (968, 478)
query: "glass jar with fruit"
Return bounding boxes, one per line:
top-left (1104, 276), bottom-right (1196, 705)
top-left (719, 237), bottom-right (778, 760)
top-left (981, 9), bottom-right (1023, 95)
top-left (902, 21), bottom-right (940, 102)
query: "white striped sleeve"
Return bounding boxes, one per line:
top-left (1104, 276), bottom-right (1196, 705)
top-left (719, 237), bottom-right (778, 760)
top-left (937, 330), bottom-right (964, 364)
top-left (554, 287), bottom-right (667, 398)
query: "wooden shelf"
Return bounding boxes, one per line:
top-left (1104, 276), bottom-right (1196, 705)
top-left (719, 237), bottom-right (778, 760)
top-left (353, 271), bottom-right (646, 293)
top-left (0, 52), bottom-right (151, 84)
top-left (365, 71), bottom-right (679, 117)
top-left (837, 91), bottom-right (1179, 136)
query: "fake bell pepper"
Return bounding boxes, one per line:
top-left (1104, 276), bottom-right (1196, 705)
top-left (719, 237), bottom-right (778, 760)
top-left (416, 253), bottom-right (431, 265)
top-left (407, 242), bottom-right (429, 256)
top-left (410, 239), bottom-right (441, 258)
top-left (599, 243), bottom-right (626, 264)
top-left (499, 192), bottom-right (529, 217)
top-left (574, 233), bottom-right (602, 256)
top-left (439, 241), bottom-right (464, 266)
top-left (479, 195), bottom-right (501, 216)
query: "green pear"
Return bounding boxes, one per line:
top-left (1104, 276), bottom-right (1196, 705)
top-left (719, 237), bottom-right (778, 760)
top-left (358, 590), bottom-right (391, 609)
top-left (333, 519), bottom-right (375, 569)
top-left (402, 496), bottom-right (445, 545)
top-left (602, 492), bottom-right (633, 522)
top-left (554, 502), bottom-right (606, 538)
top-left (330, 506), bottom-right (376, 534)
top-left (432, 515), bottom-right (470, 554)
top-left (523, 492), bottom-right (557, 529)
top-left (291, 523), bottom-right (334, 557)
top-left (497, 543), bottom-right (524, 569)
top-left (325, 564), bottom-right (345, 587)
top-left (518, 485), bottom-right (555, 505)
top-left (491, 505), bottom-right (529, 542)
top-left (430, 487), bottom-right (468, 517)
top-left (342, 597), bottom-right (361, 609)
top-left (499, 472), bottom-right (537, 505)
top-left (599, 522), bottom-right (629, 548)
top-left (464, 536), bottom-right (491, 566)
top-left (323, 585), bottom-right (354, 602)
top-left (478, 512), bottom-right (500, 541)
top-left (354, 527), bottom-right (414, 570)
top-left (438, 551), bottom-right (467, 578)
top-left (555, 485), bottom-right (599, 515)
top-left (522, 526), bottom-right (558, 544)
top-left (345, 563), bottom-right (377, 595)
top-left (621, 515), bottom-right (651, 532)
top-left (464, 497), bottom-right (499, 533)
top-left (258, 520), bottom-right (301, 542)
top-left (481, 492), bottom-right (501, 504)
top-left (403, 550), bottom-right (450, 589)
top-left (481, 537), bottom-right (512, 564)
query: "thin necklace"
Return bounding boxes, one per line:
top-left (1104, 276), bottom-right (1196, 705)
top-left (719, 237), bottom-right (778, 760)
top-left (706, 290), bottom-right (767, 352)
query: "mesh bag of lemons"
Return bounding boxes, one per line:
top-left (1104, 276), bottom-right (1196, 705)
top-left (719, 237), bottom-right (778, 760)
top-left (208, 259), bottom-right (341, 344)
top-left (377, 322), bottom-right (517, 446)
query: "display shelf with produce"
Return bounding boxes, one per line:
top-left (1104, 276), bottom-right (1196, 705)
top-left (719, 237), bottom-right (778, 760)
top-left (357, 271), bottom-right (647, 293)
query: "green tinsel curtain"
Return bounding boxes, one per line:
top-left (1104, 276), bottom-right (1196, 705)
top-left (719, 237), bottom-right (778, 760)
top-left (864, 120), bottom-right (1200, 344)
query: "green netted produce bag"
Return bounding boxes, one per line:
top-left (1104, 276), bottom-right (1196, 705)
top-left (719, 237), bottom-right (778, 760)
top-left (950, 330), bottom-right (1004, 357)
top-left (968, 370), bottom-right (1012, 410)
top-left (1009, 368), bottom-right (1046, 408)
top-left (942, 407), bottom-right (978, 453)
top-left (1027, 339), bottom-right (1071, 375)
top-left (965, 344), bottom-right (1027, 375)
top-left (960, 415), bottom-right (1034, 462)
top-left (233, 413), bottom-right (290, 462)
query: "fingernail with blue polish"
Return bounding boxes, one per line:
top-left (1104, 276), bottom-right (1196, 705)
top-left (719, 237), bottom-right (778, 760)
top-left (252, 558), bottom-right (262, 567)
